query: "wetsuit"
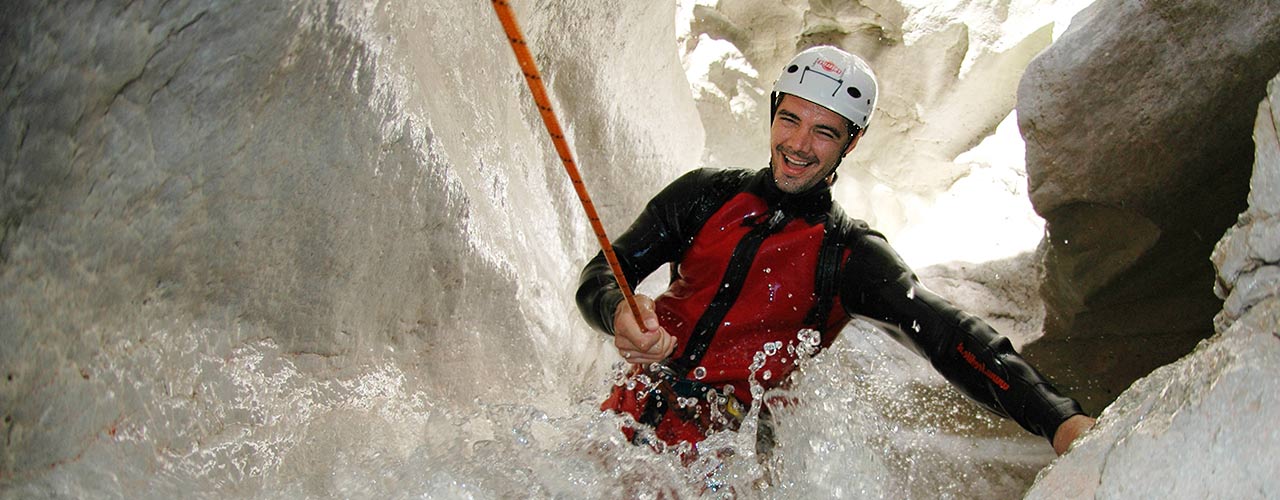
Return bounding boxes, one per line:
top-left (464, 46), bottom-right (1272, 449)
top-left (576, 167), bottom-right (1084, 446)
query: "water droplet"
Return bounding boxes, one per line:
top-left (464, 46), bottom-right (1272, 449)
top-left (764, 342), bottom-right (779, 356)
top-left (763, 370), bottom-right (772, 380)
top-left (795, 329), bottom-right (821, 358)
top-left (763, 268), bottom-right (772, 274)
top-left (693, 366), bottom-right (707, 379)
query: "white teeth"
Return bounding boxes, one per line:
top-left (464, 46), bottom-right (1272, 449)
top-left (784, 154), bottom-right (810, 168)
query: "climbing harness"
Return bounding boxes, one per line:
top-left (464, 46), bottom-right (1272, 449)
top-left (640, 363), bottom-right (748, 431)
top-left (490, 0), bottom-right (644, 321)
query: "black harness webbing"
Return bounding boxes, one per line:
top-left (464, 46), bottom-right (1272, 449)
top-left (804, 206), bottom-right (851, 328)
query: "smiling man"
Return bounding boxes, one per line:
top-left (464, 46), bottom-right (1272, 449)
top-left (576, 46), bottom-right (1094, 456)
top-left (771, 93), bottom-right (861, 192)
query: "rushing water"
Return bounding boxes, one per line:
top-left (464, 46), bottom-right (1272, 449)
top-left (4, 310), bottom-right (1051, 499)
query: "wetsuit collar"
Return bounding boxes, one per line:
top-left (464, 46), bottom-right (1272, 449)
top-left (750, 167), bottom-right (834, 224)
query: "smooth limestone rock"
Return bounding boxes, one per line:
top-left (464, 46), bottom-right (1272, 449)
top-left (1025, 70), bottom-right (1280, 500)
top-left (0, 0), bottom-right (701, 489)
top-left (1016, 0), bottom-right (1280, 414)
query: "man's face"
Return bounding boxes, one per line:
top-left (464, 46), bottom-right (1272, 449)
top-left (769, 94), bottom-right (861, 193)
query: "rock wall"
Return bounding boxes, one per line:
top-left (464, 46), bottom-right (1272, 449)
top-left (0, 0), bottom-right (700, 486)
top-left (1016, 0), bottom-right (1280, 413)
top-left (1025, 71), bottom-right (1280, 500)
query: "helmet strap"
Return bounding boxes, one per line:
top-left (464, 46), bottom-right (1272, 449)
top-left (827, 126), bottom-right (866, 185)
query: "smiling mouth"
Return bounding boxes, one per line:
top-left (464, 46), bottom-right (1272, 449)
top-left (777, 148), bottom-right (816, 173)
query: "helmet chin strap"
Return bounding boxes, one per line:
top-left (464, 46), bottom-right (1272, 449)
top-left (824, 127), bottom-right (863, 186)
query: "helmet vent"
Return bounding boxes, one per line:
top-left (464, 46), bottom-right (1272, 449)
top-left (847, 87), bottom-right (861, 98)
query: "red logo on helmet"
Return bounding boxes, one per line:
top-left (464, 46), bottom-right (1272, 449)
top-left (815, 58), bottom-right (844, 76)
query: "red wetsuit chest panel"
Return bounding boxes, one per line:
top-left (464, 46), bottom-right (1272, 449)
top-left (653, 192), bottom-right (850, 402)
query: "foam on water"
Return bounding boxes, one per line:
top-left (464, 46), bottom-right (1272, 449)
top-left (3, 310), bottom-right (1049, 498)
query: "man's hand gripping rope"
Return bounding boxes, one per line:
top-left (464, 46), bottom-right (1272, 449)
top-left (612, 294), bottom-right (677, 364)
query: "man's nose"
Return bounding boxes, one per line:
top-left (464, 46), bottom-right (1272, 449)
top-left (782, 129), bottom-right (813, 152)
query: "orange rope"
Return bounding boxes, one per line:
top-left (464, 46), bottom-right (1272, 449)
top-left (490, 0), bottom-right (644, 323)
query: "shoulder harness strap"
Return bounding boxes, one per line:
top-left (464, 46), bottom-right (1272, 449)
top-left (803, 205), bottom-right (870, 328)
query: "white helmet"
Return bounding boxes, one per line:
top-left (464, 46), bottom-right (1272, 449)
top-left (771, 46), bottom-right (878, 132)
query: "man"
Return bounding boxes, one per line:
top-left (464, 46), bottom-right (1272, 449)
top-left (576, 46), bottom-right (1094, 456)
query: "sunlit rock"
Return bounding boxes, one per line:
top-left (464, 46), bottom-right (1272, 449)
top-left (1016, 0), bottom-right (1280, 414)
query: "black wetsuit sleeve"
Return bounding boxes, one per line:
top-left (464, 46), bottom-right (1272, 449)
top-left (575, 169), bottom-right (727, 336)
top-left (839, 233), bottom-right (1085, 442)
